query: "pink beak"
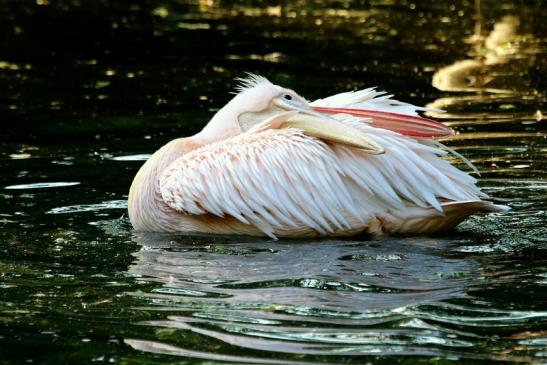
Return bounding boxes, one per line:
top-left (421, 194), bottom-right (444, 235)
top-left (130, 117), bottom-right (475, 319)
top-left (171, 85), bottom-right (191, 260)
top-left (312, 106), bottom-right (453, 138)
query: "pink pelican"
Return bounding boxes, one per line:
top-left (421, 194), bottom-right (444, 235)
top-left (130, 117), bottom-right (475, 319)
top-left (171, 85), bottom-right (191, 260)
top-left (128, 75), bottom-right (506, 239)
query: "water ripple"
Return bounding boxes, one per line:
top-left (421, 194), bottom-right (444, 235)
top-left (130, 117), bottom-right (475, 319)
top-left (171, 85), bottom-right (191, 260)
top-left (4, 181), bottom-right (80, 190)
top-left (46, 200), bottom-right (127, 214)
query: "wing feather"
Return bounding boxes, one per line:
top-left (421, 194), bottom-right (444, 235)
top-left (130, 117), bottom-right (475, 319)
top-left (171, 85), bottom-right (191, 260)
top-left (333, 115), bottom-right (485, 204)
top-left (310, 87), bottom-right (439, 116)
top-left (160, 123), bottom-right (487, 238)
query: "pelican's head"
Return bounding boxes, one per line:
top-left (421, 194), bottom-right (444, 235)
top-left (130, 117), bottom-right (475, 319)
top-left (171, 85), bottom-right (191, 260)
top-left (232, 75), bottom-right (320, 131)
top-left (198, 74), bottom-right (383, 154)
top-left (198, 75), bottom-right (315, 138)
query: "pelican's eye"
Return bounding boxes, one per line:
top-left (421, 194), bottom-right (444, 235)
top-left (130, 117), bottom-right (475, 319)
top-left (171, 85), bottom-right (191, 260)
top-left (283, 94), bottom-right (293, 101)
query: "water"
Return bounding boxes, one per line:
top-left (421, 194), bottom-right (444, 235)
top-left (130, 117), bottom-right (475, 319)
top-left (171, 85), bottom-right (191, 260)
top-left (1, 0), bottom-right (546, 363)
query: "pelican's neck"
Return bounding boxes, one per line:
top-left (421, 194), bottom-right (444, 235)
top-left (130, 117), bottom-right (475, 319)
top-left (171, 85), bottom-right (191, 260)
top-left (196, 97), bottom-right (244, 141)
top-left (129, 96), bottom-right (250, 230)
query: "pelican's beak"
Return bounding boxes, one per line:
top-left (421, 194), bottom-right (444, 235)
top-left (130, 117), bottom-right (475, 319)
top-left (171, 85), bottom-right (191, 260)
top-left (272, 97), bottom-right (334, 121)
top-left (272, 98), bottom-right (384, 154)
top-left (281, 114), bottom-right (384, 154)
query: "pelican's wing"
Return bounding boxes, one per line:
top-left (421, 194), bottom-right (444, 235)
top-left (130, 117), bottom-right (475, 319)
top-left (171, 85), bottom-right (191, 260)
top-left (311, 89), bottom-right (452, 138)
top-left (159, 126), bottom-right (486, 239)
top-left (160, 128), bottom-right (366, 238)
top-left (311, 88), bottom-right (434, 115)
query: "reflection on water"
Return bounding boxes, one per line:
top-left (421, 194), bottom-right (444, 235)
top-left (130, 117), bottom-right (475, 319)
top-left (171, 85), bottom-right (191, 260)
top-left (427, 5), bottom-right (545, 180)
top-left (130, 234), bottom-right (471, 310)
top-left (123, 229), bottom-right (547, 363)
top-left (125, 235), bottom-right (474, 360)
top-left (0, 0), bottom-right (546, 364)
top-left (432, 14), bottom-right (538, 94)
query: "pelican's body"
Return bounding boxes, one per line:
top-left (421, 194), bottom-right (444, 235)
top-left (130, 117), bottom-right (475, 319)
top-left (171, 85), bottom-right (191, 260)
top-left (129, 75), bottom-right (506, 239)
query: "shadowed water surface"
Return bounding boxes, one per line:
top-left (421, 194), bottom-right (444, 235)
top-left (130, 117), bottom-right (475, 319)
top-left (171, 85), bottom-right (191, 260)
top-left (1, 0), bottom-right (546, 364)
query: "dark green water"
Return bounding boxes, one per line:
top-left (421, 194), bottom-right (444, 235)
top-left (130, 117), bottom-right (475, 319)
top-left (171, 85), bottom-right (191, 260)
top-left (1, 1), bottom-right (546, 363)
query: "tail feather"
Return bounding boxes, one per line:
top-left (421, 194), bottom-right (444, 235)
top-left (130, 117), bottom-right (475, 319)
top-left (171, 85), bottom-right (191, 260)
top-left (379, 200), bottom-right (509, 234)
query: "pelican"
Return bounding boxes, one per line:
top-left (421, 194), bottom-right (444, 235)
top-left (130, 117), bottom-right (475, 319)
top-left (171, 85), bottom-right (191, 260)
top-left (128, 75), bottom-right (507, 239)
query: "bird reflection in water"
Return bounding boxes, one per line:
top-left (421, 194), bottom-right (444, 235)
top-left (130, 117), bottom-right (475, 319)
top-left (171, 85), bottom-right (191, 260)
top-left (429, 0), bottom-right (541, 110)
top-left (431, 15), bottom-right (537, 97)
top-left (124, 232), bottom-right (481, 360)
top-left (427, 0), bottom-right (544, 177)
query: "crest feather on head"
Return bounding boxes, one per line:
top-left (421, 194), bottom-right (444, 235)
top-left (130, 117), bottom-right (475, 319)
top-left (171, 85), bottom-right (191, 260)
top-left (234, 73), bottom-right (272, 93)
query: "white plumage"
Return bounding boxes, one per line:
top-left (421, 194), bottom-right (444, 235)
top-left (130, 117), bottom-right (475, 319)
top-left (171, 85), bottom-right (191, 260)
top-left (128, 75), bottom-right (507, 239)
